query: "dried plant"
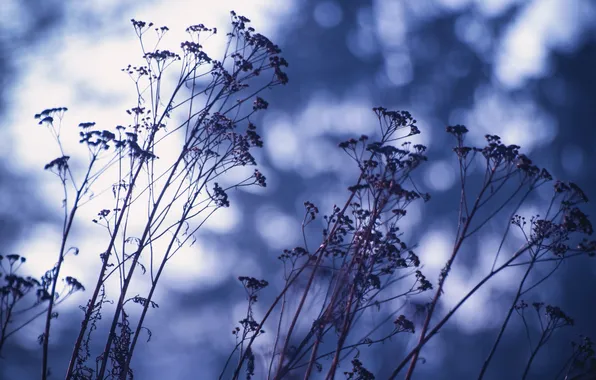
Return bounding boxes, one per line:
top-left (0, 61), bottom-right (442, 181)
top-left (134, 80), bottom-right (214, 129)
top-left (224, 119), bottom-right (596, 379)
top-left (1, 10), bottom-right (595, 380)
top-left (1, 11), bottom-right (287, 380)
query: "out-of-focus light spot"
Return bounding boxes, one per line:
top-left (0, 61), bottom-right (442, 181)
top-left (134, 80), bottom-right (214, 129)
top-left (465, 86), bottom-right (557, 152)
top-left (203, 203), bottom-right (242, 234)
top-left (424, 160), bottom-right (456, 191)
top-left (474, 0), bottom-right (520, 18)
top-left (494, 0), bottom-right (596, 89)
top-left (264, 92), bottom-right (378, 178)
top-left (405, 0), bottom-right (443, 21)
top-left (255, 206), bottom-right (299, 250)
top-left (346, 26), bottom-right (378, 59)
top-left (296, 94), bottom-right (335, 138)
top-left (334, 99), bottom-right (376, 135)
top-left (0, 0), bottom-right (27, 37)
top-left (265, 118), bottom-right (300, 171)
top-left (373, 0), bottom-right (406, 49)
top-left (444, 273), bottom-right (502, 333)
top-left (300, 138), bottom-right (342, 178)
top-left (561, 144), bottom-right (584, 176)
top-left (418, 229), bottom-right (451, 278)
top-left (495, 25), bottom-right (549, 88)
top-left (163, 240), bottom-right (238, 292)
top-left (454, 14), bottom-right (493, 57)
top-left (436, 0), bottom-right (472, 12)
top-left (384, 51), bottom-right (413, 87)
top-left (348, 6), bottom-right (378, 59)
top-left (313, 1), bottom-right (342, 28)
top-left (12, 223), bottom-right (63, 277)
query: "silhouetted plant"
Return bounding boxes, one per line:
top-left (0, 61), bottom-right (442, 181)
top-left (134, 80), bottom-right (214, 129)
top-left (224, 116), bottom-right (596, 379)
top-left (2, 10), bottom-right (595, 380)
top-left (2, 11), bottom-right (287, 380)
top-left (0, 253), bottom-right (84, 359)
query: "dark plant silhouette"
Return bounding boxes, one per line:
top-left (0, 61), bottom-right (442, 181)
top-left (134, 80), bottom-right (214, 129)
top-left (1, 10), bottom-right (595, 380)
top-left (224, 121), bottom-right (596, 379)
top-left (2, 11), bottom-right (287, 380)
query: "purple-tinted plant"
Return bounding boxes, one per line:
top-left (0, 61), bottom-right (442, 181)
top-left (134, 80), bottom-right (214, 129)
top-left (225, 117), bottom-right (596, 379)
top-left (3, 10), bottom-right (595, 380)
top-left (2, 11), bottom-right (287, 380)
top-left (0, 253), bottom-right (84, 358)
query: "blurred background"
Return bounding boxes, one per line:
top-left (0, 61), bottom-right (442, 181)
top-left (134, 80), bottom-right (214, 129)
top-left (1, 0), bottom-right (595, 378)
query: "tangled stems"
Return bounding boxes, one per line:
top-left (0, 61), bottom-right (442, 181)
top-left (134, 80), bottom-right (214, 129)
top-left (26, 12), bottom-right (288, 380)
top-left (7, 11), bottom-right (596, 380)
top-left (41, 158), bottom-right (95, 380)
top-left (228, 118), bottom-right (595, 379)
top-left (390, 128), bottom-right (595, 379)
top-left (227, 108), bottom-right (428, 379)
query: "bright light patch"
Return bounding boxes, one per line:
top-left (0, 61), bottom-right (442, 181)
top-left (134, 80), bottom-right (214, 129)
top-left (384, 51), bottom-right (414, 87)
top-left (418, 229), bottom-right (451, 279)
top-left (296, 89), bottom-right (375, 138)
top-left (424, 160), bottom-right (456, 192)
top-left (265, 118), bottom-right (300, 171)
top-left (454, 14), bottom-right (492, 56)
top-left (443, 272), bottom-right (502, 333)
top-left (0, 0), bottom-right (28, 37)
top-left (333, 99), bottom-right (376, 135)
top-left (474, 0), bottom-right (520, 18)
top-left (162, 240), bottom-right (233, 291)
top-left (495, 0), bottom-right (595, 89)
top-left (255, 206), bottom-right (300, 250)
top-left (294, 91), bottom-right (335, 138)
top-left (465, 86), bottom-right (557, 152)
top-left (313, 1), bottom-right (343, 28)
top-left (436, 0), bottom-right (472, 12)
top-left (300, 138), bottom-right (342, 178)
top-left (346, 27), bottom-right (378, 59)
top-left (373, 0), bottom-right (407, 49)
top-left (202, 202), bottom-right (242, 234)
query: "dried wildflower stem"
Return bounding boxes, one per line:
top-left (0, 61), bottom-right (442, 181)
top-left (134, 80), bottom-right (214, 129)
top-left (94, 83), bottom-right (220, 380)
top-left (82, 14), bottom-right (286, 379)
top-left (273, 174), bottom-right (380, 378)
top-left (65, 22), bottom-right (208, 379)
top-left (324, 198), bottom-right (387, 379)
top-left (65, 149), bottom-right (149, 379)
top-left (120, 151), bottom-right (242, 375)
top-left (400, 130), bottom-right (544, 379)
top-left (272, 187), bottom-right (363, 379)
top-left (478, 253), bottom-right (537, 379)
top-left (64, 69), bottom-right (187, 378)
top-left (392, 154), bottom-right (592, 379)
top-left (403, 168), bottom-right (496, 379)
top-left (33, 114), bottom-right (96, 379)
top-left (230, 169), bottom-right (379, 379)
top-left (477, 194), bottom-right (561, 379)
top-left (300, 202), bottom-right (382, 379)
top-left (266, 110), bottom-right (425, 379)
top-left (41, 163), bottom-right (93, 380)
top-left (390, 241), bottom-right (535, 379)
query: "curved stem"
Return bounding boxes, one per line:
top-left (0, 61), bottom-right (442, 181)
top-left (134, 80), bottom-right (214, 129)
top-left (42, 156), bottom-right (95, 380)
top-left (477, 254), bottom-right (537, 379)
top-left (389, 241), bottom-right (533, 379)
